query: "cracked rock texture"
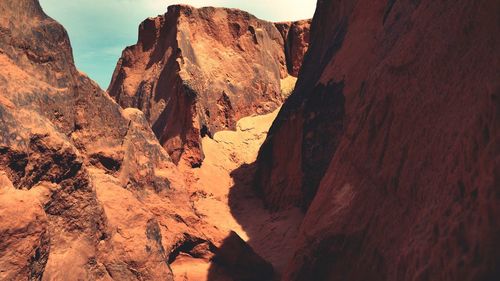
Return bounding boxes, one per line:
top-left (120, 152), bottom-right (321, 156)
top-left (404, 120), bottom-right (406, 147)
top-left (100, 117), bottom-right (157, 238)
top-left (2, 0), bottom-right (496, 280)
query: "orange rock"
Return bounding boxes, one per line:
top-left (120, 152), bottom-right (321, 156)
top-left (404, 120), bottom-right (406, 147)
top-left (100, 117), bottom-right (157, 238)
top-left (0, 1), bottom-right (304, 280)
top-left (0, 1), bottom-right (226, 280)
top-left (108, 5), bottom-right (311, 167)
top-left (275, 19), bottom-right (312, 77)
top-left (0, 185), bottom-right (49, 280)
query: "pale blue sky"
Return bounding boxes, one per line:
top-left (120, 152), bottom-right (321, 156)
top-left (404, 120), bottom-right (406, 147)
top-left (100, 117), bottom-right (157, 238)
top-left (39, 0), bottom-right (316, 89)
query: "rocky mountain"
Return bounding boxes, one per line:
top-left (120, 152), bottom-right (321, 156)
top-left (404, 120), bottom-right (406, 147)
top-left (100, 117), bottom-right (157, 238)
top-left (0, 1), bottom-right (275, 280)
top-left (107, 5), bottom-right (310, 167)
top-left (256, 0), bottom-right (499, 280)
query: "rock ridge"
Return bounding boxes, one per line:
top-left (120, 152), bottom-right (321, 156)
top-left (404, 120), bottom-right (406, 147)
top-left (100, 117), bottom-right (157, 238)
top-left (108, 5), bottom-right (311, 166)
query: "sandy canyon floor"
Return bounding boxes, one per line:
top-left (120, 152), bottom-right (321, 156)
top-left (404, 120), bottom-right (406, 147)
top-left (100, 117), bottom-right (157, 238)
top-left (172, 105), bottom-right (303, 280)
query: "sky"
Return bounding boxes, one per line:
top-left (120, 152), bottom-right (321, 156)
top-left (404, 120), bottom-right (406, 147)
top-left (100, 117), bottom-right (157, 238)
top-left (39, 0), bottom-right (317, 89)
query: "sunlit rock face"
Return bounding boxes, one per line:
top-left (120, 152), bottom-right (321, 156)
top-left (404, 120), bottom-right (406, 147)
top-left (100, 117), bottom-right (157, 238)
top-left (0, 1), bottom-right (222, 280)
top-left (256, 0), bottom-right (500, 280)
top-left (108, 5), bottom-right (311, 167)
top-left (0, 1), bottom-right (312, 280)
top-left (3, 0), bottom-right (496, 280)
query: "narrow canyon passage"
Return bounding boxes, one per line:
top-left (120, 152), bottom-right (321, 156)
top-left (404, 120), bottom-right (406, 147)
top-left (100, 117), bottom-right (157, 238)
top-left (0, 2), bottom-right (312, 279)
top-left (173, 107), bottom-right (303, 280)
top-left (1, 1), bottom-right (498, 280)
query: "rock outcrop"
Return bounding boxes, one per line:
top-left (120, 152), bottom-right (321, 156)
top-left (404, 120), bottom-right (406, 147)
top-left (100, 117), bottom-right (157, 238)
top-left (275, 20), bottom-right (311, 77)
top-left (256, 0), bottom-right (499, 280)
top-left (0, 1), bottom-right (265, 280)
top-left (108, 5), bottom-right (310, 167)
top-left (211, 231), bottom-right (274, 281)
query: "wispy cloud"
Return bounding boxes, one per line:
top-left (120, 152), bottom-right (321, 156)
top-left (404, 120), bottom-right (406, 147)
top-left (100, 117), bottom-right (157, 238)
top-left (39, 0), bottom-right (316, 88)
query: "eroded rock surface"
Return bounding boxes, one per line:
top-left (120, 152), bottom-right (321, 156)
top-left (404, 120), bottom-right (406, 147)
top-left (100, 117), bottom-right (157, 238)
top-left (0, 1), bottom-right (263, 280)
top-left (108, 5), bottom-right (310, 166)
top-left (275, 20), bottom-right (311, 77)
top-left (256, 0), bottom-right (500, 280)
top-left (4, 0), bottom-right (495, 280)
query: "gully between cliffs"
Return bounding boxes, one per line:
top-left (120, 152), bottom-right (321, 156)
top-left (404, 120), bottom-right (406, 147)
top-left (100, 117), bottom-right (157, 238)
top-left (1, 0), bottom-right (498, 280)
top-left (174, 109), bottom-right (304, 280)
top-left (106, 5), bottom-right (312, 280)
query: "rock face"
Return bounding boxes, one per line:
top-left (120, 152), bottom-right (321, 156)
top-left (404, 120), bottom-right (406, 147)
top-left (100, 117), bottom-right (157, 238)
top-left (4, 0), bottom-right (496, 280)
top-left (275, 20), bottom-right (311, 77)
top-left (0, 1), bottom-right (258, 280)
top-left (257, 0), bottom-right (499, 280)
top-left (108, 5), bottom-right (310, 166)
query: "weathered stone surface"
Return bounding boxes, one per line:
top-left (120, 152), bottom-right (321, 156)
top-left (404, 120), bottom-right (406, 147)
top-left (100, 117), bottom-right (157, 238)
top-left (0, 1), bottom-right (225, 280)
top-left (7, 0), bottom-right (496, 279)
top-left (275, 19), bottom-right (311, 77)
top-left (0, 183), bottom-right (50, 281)
top-left (256, 0), bottom-right (500, 280)
top-left (108, 5), bottom-right (310, 166)
top-left (0, 1), bottom-right (311, 279)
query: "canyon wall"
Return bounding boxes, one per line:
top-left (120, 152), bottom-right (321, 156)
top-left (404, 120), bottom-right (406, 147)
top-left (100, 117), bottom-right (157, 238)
top-left (2, 0), bottom-right (497, 280)
top-left (275, 20), bottom-right (311, 77)
top-left (0, 1), bottom-right (262, 280)
top-left (108, 5), bottom-right (310, 166)
top-left (256, 0), bottom-right (499, 280)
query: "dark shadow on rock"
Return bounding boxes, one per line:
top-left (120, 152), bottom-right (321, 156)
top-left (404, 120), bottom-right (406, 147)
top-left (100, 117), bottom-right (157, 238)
top-left (207, 231), bottom-right (274, 281)
top-left (207, 162), bottom-right (302, 280)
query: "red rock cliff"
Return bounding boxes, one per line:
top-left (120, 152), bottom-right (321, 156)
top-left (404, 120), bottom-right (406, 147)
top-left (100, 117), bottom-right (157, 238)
top-left (256, 0), bottom-right (499, 280)
top-left (275, 19), bottom-right (311, 77)
top-left (108, 5), bottom-right (311, 167)
top-left (0, 1), bottom-right (251, 280)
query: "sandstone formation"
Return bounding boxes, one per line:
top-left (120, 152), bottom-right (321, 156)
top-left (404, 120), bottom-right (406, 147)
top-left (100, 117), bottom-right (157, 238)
top-left (211, 231), bottom-right (274, 281)
top-left (3, 0), bottom-right (497, 280)
top-left (275, 20), bottom-right (311, 77)
top-left (108, 5), bottom-right (310, 167)
top-left (0, 1), bottom-right (272, 280)
top-left (256, 0), bottom-right (500, 280)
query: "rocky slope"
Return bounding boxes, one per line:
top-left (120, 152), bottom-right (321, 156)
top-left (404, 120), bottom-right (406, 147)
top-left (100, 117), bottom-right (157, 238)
top-left (256, 0), bottom-right (500, 280)
top-left (108, 5), bottom-right (310, 167)
top-left (0, 1), bottom-right (273, 280)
